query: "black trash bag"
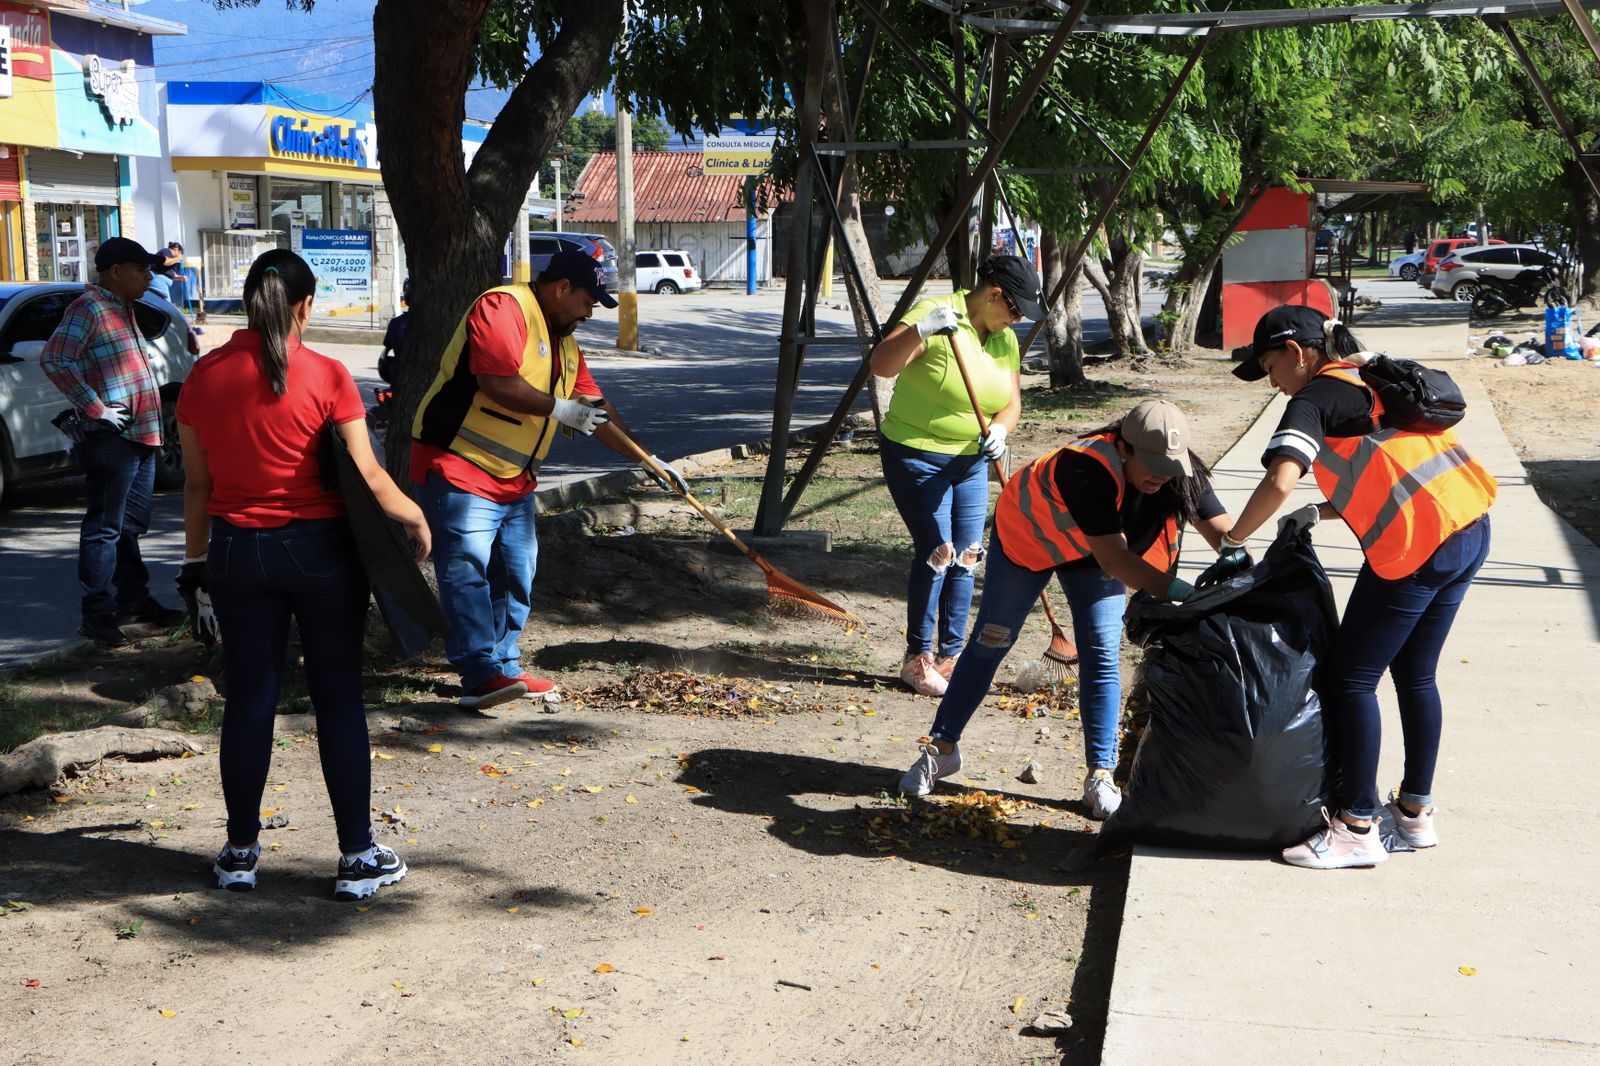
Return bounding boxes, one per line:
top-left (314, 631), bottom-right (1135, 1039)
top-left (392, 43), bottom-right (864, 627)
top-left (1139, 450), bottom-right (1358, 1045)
top-left (1099, 530), bottom-right (1340, 853)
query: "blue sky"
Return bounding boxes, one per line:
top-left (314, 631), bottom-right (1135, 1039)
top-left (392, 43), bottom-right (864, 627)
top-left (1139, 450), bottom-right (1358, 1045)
top-left (133, 0), bottom-right (514, 120)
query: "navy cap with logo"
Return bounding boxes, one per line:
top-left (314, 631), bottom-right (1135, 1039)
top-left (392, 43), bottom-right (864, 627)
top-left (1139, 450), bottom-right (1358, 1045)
top-left (539, 249), bottom-right (618, 309)
top-left (1233, 304), bottom-right (1331, 381)
top-left (977, 255), bottom-right (1045, 321)
top-left (94, 237), bottom-right (168, 273)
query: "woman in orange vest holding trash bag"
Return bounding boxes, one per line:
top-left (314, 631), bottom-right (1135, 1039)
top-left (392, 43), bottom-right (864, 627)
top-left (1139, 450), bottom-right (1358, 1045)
top-left (1225, 305), bottom-right (1496, 870)
top-left (899, 400), bottom-right (1239, 820)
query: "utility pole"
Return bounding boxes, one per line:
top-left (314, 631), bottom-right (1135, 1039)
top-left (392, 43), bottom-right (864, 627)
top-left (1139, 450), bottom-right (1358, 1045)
top-left (554, 159), bottom-right (564, 233)
top-left (512, 180), bottom-right (534, 283)
top-left (615, 11), bottom-right (639, 351)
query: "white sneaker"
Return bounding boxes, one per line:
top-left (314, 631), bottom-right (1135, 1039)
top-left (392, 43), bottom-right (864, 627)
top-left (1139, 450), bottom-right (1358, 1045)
top-left (899, 743), bottom-right (963, 798)
top-left (1281, 808), bottom-right (1388, 870)
top-left (899, 653), bottom-right (948, 697)
top-left (1082, 769), bottom-right (1122, 820)
top-left (1385, 791), bottom-right (1438, 848)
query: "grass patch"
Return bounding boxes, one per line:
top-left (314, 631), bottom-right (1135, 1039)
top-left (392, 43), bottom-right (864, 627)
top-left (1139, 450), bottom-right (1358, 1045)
top-left (0, 679), bottom-right (120, 753)
top-left (1022, 381), bottom-right (1146, 425)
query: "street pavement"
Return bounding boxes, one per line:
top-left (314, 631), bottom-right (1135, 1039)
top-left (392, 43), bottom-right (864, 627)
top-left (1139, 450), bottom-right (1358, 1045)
top-left (0, 275), bottom-right (1156, 667)
top-left (1103, 282), bottom-right (1600, 1063)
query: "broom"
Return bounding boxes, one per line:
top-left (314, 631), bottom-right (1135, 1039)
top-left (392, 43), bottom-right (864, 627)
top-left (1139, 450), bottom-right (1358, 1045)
top-left (945, 327), bottom-right (1078, 690)
top-left (610, 427), bottom-right (864, 632)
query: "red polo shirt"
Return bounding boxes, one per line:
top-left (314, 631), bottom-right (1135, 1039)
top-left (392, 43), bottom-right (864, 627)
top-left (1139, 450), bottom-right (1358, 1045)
top-left (408, 291), bottom-right (601, 502)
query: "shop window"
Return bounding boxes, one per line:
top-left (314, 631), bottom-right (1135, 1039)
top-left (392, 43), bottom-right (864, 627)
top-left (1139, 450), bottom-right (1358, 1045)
top-left (342, 186), bottom-right (375, 231)
top-left (271, 180), bottom-right (329, 234)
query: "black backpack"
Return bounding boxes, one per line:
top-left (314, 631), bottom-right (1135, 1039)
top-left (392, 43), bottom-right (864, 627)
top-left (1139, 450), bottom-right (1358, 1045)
top-left (1358, 354), bottom-right (1466, 434)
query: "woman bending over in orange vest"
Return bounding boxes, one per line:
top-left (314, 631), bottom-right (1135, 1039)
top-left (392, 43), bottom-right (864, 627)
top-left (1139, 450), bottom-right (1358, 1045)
top-left (899, 400), bottom-right (1238, 820)
top-left (1225, 305), bottom-right (1496, 870)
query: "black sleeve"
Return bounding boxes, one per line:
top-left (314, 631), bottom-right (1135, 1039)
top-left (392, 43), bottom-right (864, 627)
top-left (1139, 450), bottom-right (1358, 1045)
top-left (1052, 449), bottom-right (1124, 537)
top-left (1194, 483), bottom-right (1226, 522)
top-left (1261, 376), bottom-right (1373, 471)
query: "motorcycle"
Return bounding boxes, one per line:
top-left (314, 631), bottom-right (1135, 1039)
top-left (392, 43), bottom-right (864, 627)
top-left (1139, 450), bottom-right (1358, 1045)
top-left (1471, 265), bottom-right (1569, 319)
top-left (365, 384), bottom-right (394, 440)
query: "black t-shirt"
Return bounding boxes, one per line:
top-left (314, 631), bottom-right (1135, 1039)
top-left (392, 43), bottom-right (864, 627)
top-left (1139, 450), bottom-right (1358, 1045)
top-left (1261, 374), bottom-right (1374, 472)
top-left (993, 446), bottom-right (1225, 572)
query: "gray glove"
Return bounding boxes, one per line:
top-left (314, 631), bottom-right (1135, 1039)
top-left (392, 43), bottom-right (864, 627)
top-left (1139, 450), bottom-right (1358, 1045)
top-left (915, 306), bottom-right (961, 343)
top-left (1277, 503), bottom-right (1322, 539)
top-left (645, 455), bottom-right (690, 495)
top-left (550, 397), bottom-right (610, 436)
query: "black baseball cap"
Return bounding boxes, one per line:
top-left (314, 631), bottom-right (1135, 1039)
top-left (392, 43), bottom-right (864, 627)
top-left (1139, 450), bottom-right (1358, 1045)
top-left (977, 255), bottom-right (1045, 320)
top-left (539, 249), bottom-right (618, 308)
top-left (94, 237), bottom-right (168, 273)
top-left (1233, 304), bottom-right (1330, 381)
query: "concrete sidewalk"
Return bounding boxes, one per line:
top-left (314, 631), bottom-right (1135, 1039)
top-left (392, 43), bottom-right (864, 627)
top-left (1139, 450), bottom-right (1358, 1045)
top-left (1102, 301), bottom-right (1600, 1062)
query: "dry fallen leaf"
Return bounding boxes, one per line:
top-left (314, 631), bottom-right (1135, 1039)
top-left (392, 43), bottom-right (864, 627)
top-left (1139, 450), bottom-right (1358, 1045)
top-left (1459, 966), bottom-right (1477, 976)
top-left (683, 785), bottom-right (700, 794)
top-left (1011, 996), bottom-right (1028, 1014)
top-left (594, 963), bottom-right (616, 974)
top-left (23, 978), bottom-right (41, 988)
top-left (635, 906), bottom-right (653, 917)
top-left (52, 796), bottom-right (71, 805)
top-left (564, 1007), bottom-right (584, 1020)
top-left (355, 906), bottom-right (371, 914)
top-left (506, 906), bottom-right (520, 913)
top-left (159, 1008), bottom-right (176, 1018)
top-left (568, 1038), bottom-right (583, 1047)
top-left (625, 795), bottom-right (637, 804)
top-left (427, 743), bottom-right (442, 754)
top-left (532, 977), bottom-right (547, 987)
top-left (374, 753), bottom-right (394, 761)
top-left (582, 785), bottom-right (604, 793)
top-left (392, 982), bottom-right (405, 990)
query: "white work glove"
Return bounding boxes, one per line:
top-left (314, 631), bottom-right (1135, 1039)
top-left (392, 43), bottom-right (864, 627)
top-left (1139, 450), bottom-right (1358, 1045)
top-left (915, 306), bottom-right (962, 343)
top-left (979, 423), bottom-right (1008, 461)
top-left (1277, 503), bottom-right (1322, 539)
top-left (550, 396), bottom-right (610, 436)
top-left (176, 557), bottom-right (219, 646)
top-left (645, 455), bottom-right (691, 495)
top-left (89, 401), bottom-right (129, 432)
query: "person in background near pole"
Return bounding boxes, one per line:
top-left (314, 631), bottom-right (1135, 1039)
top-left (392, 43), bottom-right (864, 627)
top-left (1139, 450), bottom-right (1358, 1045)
top-left (868, 255), bottom-right (1040, 697)
top-left (1403, 230), bottom-right (1416, 256)
top-left (378, 278), bottom-right (411, 384)
top-left (411, 250), bottom-right (689, 710)
top-left (146, 242), bottom-right (182, 302)
top-left (40, 237), bottom-right (187, 648)
top-left (177, 249), bottom-right (431, 901)
top-left (899, 401), bottom-right (1239, 820)
top-left (1225, 305), bottom-right (1496, 869)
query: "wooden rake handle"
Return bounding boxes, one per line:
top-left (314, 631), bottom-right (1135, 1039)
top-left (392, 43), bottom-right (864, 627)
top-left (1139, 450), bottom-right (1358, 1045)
top-left (607, 425), bottom-right (776, 576)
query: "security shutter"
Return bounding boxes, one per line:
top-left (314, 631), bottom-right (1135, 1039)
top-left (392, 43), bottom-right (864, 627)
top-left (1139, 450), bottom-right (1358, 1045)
top-left (25, 150), bottom-right (119, 205)
top-left (0, 153), bottom-right (20, 201)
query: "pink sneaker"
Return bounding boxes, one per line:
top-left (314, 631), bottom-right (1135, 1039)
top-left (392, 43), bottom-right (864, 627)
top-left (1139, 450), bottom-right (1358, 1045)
top-left (932, 654), bottom-right (959, 682)
top-left (900, 653), bottom-right (948, 697)
top-left (1281, 808), bottom-right (1388, 870)
top-left (1385, 793), bottom-right (1438, 848)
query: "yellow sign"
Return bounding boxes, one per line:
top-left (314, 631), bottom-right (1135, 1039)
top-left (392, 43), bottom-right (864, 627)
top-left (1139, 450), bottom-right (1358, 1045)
top-left (703, 134), bottom-right (774, 175)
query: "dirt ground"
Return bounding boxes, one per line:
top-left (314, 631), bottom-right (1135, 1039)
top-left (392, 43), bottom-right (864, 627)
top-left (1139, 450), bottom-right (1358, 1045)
top-left (10, 336), bottom-right (1595, 1066)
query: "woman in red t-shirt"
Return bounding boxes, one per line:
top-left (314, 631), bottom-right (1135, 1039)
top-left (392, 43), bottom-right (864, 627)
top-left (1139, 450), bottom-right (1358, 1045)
top-left (176, 249), bottom-right (430, 903)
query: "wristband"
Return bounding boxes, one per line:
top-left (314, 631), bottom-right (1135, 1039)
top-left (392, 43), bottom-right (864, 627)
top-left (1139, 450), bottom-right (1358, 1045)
top-left (183, 555), bottom-right (208, 566)
top-left (1220, 533), bottom-right (1247, 551)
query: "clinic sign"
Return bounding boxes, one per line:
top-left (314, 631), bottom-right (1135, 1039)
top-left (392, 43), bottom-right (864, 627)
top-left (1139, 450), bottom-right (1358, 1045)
top-left (300, 229), bottom-right (374, 319)
top-left (266, 107), bottom-right (375, 170)
top-left (703, 134), bottom-right (775, 175)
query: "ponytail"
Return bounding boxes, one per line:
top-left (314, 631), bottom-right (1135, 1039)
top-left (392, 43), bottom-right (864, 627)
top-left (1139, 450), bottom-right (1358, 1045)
top-left (1321, 317), bottom-right (1364, 361)
top-left (242, 249), bottom-right (317, 397)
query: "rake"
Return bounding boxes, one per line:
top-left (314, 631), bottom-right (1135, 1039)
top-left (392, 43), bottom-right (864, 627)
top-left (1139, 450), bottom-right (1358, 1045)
top-left (611, 429), bottom-right (864, 632)
top-left (946, 327), bottom-right (1078, 689)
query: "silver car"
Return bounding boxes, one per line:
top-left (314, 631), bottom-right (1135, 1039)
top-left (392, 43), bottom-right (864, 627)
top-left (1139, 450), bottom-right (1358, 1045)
top-left (0, 283), bottom-right (197, 501)
top-left (1430, 243), bottom-right (1560, 302)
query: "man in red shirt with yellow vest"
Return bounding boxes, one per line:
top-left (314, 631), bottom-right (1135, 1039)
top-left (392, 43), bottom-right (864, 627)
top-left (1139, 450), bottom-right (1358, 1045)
top-left (411, 251), bottom-right (687, 709)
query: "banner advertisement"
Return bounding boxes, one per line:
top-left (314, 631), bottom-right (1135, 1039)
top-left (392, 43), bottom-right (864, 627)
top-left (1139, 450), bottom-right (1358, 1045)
top-left (300, 229), bottom-right (373, 320)
top-left (703, 134), bottom-right (775, 175)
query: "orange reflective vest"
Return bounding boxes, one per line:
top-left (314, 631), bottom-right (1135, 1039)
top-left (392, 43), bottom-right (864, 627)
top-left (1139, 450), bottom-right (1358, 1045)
top-left (1310, 362), bottom-right (1497, 580)
top-left (995, 433), bottom-right (1179, 574)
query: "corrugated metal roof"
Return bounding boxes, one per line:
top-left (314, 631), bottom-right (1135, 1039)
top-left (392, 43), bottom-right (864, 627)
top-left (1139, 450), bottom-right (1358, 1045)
top-left (566, 152), bottom-right (779, 225)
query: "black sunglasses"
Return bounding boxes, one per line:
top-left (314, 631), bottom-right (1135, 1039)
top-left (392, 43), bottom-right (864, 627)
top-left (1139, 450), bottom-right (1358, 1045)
top-left (998, 288), bottom-right (1021, 318)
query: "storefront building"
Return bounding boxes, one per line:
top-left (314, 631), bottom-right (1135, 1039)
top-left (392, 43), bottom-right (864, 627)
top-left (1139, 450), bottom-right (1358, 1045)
top-left (148, 81), bottom-right (485, 320)
top-left (0, 0), bottom-right (181, 281)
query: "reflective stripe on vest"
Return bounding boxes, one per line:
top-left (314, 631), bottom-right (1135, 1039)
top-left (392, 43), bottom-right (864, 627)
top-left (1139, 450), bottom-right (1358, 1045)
top-left (411, 284), bottom-right (579, 480)
top-left (1310, 363), bottom-right (1496, 578)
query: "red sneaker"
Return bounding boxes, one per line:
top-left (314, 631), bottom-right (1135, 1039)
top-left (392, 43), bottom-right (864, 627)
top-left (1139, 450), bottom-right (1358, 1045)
top-left (459, 675), bottom-right (527, 710)
top-left (514, 673), bottom-right (561, 703)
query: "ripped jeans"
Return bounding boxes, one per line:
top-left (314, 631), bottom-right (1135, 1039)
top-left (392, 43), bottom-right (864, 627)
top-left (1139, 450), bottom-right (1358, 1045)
top-left (930, 534), bottom-right (1127, 770)
top-left (880, 436), bottom-right (989, 658)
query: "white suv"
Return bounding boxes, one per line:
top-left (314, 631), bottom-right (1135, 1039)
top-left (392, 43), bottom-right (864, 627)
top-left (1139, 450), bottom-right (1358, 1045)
top-left (1430, 243), bottom-right (1560, 302)
top-left (636, 250), bottom-right (702, 294)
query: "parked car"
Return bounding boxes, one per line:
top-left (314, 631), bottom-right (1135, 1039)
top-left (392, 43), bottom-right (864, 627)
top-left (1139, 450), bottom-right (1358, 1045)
top-left (529, 231), bottom-right (620, 293)
top-left (0, 283), bottom-right (197, 501)
top-left (1388, 250), bottom-right (1425, 282)
top-left (635, 250), bottom-right (702, 295)
top-left (1418, 236), bottom-right (1507, 289)
top-left (1430, 243), bottom-right (1561, 302)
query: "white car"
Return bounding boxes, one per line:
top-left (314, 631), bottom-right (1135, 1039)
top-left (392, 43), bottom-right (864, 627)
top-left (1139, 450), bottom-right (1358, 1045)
top-left (636, 250), bottom-right (702, 294)
top-left (1387, 251), bottom-right (1424, 282)
top-left (0, 283), bottom-right (197, 501)
top-left (1430, 243), bottom-right (1561, 302)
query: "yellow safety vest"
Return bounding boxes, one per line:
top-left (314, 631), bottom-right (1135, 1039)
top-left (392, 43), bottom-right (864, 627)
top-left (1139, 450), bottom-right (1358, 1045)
top-left (412, 285), bottom-right (580, 480)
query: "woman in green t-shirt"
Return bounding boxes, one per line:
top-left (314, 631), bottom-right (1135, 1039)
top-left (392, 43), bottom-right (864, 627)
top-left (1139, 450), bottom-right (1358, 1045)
top-left (869, 256), bottom-right (1042, 696)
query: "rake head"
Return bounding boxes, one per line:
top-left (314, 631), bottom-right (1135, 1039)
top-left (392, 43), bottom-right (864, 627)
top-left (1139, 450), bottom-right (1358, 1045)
top-left (765, 570), bottom-right (863, 632)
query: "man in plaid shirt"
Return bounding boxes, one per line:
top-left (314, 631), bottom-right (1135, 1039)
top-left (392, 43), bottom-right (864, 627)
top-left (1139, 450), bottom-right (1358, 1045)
top-left (42, 237), bottom-right (185, 647)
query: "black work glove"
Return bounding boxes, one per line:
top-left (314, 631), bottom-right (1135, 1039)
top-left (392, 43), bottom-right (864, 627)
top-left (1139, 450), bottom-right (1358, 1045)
top-left (176, 557), bottom-right (219, 646)
top-left (1195, 546), bottom-right (1253, 590)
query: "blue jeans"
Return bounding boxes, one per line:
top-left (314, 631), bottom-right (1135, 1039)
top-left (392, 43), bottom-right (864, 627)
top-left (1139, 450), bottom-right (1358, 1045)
top-left (931, 534), bottom-right (1128, 770)
top-left (1329, 515), bottom-right (1491, 818)
top-left (73, 431), bottom-right (156, 620)
top-left (880, 436), bottom-right (988, 657)
top-left (207, 518), bottom-right (375, 853)
top-left (419, 471), bottom-right (537, 690)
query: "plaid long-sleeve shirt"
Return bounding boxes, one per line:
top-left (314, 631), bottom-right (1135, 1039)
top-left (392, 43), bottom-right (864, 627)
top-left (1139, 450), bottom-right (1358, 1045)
top-left (40, 286), bottom-right (163, 446)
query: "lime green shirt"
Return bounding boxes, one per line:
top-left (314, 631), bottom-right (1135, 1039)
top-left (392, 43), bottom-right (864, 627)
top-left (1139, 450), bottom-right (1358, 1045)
top-left (880, 290), bottom-right (1020, 455)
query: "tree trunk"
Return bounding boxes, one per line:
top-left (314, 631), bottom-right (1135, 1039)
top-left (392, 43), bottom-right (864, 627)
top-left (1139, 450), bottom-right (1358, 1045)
top-left (1566, 159), bottom-right (1600, 304)
top-left (1099, 234), bottom-right (1152, 360)
top-left (1039, 228), bottom-right (1086, 387)
top-left (372, 0), bottom-right (624, 484)
top-left (1160, 185), bottom-right (1264, 353)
